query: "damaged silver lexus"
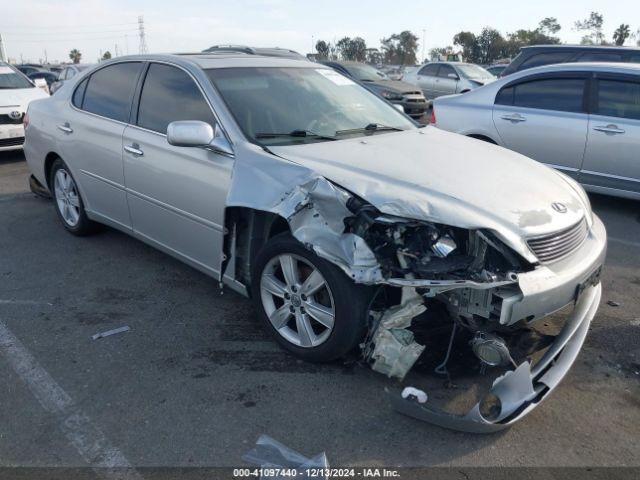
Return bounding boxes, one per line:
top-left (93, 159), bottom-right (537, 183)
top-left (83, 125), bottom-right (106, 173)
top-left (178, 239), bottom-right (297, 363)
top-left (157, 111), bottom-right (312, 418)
top-left (24, 53), bottom-right (606, 432)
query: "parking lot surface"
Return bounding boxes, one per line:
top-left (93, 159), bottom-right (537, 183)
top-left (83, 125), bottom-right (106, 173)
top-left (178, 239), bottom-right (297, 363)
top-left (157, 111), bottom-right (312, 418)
top-left (1, 149), bottom-right (639, 468)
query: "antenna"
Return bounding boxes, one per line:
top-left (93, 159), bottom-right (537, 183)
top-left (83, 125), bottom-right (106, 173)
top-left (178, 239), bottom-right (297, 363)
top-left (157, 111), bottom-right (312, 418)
top-left (138, 15), bottom-right (148, 54)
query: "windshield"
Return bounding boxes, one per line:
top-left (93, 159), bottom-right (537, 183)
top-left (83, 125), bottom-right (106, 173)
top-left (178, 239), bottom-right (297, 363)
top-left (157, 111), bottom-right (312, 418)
top-left (206, 67), bottom-right (415, 146)
top-left (456, 64), bottom-right (494, 80)
top-left (343, 64), bottom-right (388, 82)
top-left (0, 65), bottom-right (34, 89)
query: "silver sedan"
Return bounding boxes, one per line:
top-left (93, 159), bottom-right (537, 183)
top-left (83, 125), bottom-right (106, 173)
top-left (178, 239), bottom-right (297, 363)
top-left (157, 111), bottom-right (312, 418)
top-left (432, 62), bottom-right (640, 200)
top-left (24, 54), bottom-right (605, 432)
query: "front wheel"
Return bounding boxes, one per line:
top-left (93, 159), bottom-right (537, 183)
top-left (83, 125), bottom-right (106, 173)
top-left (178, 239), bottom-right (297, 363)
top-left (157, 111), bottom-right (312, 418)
top-left (252, 233), bottom-right (374, 362)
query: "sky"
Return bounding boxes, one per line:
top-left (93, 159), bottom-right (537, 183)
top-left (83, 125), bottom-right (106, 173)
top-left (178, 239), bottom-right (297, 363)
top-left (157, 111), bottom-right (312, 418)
top-left (2, 0), bottom-right (639, 64)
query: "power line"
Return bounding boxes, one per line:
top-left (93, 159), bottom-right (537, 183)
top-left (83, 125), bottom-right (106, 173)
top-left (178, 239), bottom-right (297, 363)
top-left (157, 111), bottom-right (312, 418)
top-left (2, 29), bottom-right (139, 37)
top-left (0, 22), bottom-right (138, 31)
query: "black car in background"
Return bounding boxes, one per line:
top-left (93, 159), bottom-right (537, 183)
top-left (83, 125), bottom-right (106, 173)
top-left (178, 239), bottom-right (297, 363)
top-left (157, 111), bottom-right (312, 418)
top-left (501, 44), bottom-right (640, 76)
top-left (321, 61), bottom-right (428, 120)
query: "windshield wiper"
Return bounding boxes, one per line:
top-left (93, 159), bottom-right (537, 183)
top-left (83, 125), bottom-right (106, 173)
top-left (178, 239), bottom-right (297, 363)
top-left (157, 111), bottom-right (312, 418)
top-left (335, 123), bottom-right (404, 136)
top-left (255, 129), bottom-right (336, 141)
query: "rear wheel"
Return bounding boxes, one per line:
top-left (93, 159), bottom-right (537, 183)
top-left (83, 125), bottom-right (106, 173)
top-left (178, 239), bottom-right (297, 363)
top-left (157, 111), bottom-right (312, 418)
top-left (252, 233), bottom-right (374, 362)
top-left (50, 158), bottom-right (99, 236)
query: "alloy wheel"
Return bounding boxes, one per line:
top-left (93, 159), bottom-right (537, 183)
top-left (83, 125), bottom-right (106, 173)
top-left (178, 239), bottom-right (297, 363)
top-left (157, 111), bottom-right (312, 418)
top-left (260, 254), bottom-right (336, 348)
top-left (54, 169), bottom-right (81, 227)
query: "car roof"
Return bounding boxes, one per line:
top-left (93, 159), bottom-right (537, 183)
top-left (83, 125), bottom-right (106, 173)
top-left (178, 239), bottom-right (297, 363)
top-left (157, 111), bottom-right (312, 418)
top-left (105, 53), bottom-right (321, 70)
top-left (520, 44), bottom-right (640, 52)
top-left (506, 61), bottom-right (640, 79)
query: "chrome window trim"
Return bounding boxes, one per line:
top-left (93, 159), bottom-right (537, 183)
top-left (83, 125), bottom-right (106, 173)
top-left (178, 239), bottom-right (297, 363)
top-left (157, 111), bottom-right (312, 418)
top-left (67, 58), bottom-right (234, 157)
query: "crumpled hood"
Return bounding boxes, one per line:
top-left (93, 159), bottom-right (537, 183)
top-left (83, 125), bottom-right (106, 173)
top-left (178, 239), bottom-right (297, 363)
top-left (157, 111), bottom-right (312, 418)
top-left (0, 87), bottom-right (47, 112)
top-left (364, 79), bottom-right (422, 94)
top-left (270, 128), bottom-right (588, 259)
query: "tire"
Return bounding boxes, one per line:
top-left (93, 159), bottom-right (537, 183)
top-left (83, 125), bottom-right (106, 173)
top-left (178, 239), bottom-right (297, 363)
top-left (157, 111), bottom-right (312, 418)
top-left (251, 233), bottom-right (374, 362)
top-left (50, 158), bottom-right (100, 236)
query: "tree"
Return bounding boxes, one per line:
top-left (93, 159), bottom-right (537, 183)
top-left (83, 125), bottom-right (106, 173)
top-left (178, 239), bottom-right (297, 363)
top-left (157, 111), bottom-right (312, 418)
top-left (613, 24), bottom-right (630, 46)
top-left (101, 51), bottom-right (112, 61)
top-left (69, 49), bottom-right (82, 64)
top-left (380, 31), bottom-right (419, 65)
top-left (365, 48), bottom-right (383, 65)
top-left (335, 37), bottom-right (367, 62)
top-left (453, 31), bottom-right (479, 63)
top-left (315, 40), bottom-right (330, 60)
top-left (575, 11), bottom-right (605, 44)
top-left (538, 17), bottom-right (561, 35)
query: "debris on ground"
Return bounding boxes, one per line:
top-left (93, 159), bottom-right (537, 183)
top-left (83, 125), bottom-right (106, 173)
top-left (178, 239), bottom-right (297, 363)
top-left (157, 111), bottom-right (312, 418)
top-left (243, 435), bottom-right (329, 479)
top-left (606, 300), bottom-right (621, 307)
top-left (91, 326), bottom-right (130, 340)
top-left (401, 387), bottom-right (428, 404)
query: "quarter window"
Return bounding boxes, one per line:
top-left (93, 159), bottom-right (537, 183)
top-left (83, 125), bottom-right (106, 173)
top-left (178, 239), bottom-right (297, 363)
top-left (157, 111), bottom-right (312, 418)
top-left (82, 62), bottom-right (142, 122)
top-left (496, 78), bottom-right (586, 113)
top-left (137, 63), bottom-right (216, 134)
top-left (72, 78), bottom-right (88, 108)
top-left (596, 79), bottom-right (640, 120)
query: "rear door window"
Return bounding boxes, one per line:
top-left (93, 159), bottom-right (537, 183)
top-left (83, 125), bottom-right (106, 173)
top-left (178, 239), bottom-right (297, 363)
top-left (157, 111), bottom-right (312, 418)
top-left (137, 63), bottom-right (216, 134)
top-left (519, 52), bottom-right (574, 70)
top-left (496, 77), bottom-right (586, 113)
top-left (418, 64), bottom-right (439, 77)
top-left (437, 65), bottom-right (457, 78)
top-left (595, 79), bottom-right (640, 120)
top-left (82, 62), bottom-right (142, 122)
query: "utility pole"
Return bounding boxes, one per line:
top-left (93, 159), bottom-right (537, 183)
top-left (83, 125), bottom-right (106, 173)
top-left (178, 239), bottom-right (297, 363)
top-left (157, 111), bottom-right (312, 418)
top-left (138, 15), bottom-right (148, 54)
top-left (422, 29), bottom-right (426, 63)
top-left (125, 34), bottom-right (129, 55)
top-left (0, 34), bottom-right (7, 62)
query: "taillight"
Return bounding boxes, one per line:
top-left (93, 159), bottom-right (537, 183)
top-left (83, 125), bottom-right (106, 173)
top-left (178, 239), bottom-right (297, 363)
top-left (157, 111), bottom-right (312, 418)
top-left (23, 112), bottom-right (29, 129)
top-left (429, 108), bottom-right (436, 124)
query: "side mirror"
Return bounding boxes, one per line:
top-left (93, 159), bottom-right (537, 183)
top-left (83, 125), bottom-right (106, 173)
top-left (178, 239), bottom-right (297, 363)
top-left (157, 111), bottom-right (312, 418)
top-left (167, 120), bottom-right (234, 156)
top-left (393, 104), bottom-right (405, 113)
top-left (447, 73), bottom-right (459, 80)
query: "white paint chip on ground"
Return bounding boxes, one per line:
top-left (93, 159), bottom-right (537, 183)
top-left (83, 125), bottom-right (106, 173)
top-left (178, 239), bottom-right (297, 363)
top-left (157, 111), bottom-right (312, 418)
top-left (0, 320), bottom-right (142, 480)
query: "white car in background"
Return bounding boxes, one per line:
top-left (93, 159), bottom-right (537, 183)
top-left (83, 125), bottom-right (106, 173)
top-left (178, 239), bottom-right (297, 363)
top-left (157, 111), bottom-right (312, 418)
top-left (0, 62), bottom-right (49, 152)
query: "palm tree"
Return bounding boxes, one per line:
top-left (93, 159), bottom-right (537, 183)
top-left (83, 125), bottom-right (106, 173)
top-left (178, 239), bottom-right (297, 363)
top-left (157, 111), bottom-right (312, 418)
top-left (613, 24), bottom-right (630, 46)
top-left (69, 49), bottom-right (82, 64)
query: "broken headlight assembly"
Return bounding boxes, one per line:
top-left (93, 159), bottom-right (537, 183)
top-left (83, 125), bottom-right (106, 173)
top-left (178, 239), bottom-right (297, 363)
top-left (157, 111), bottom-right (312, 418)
top-left (343, 196), bottom-right (529, 287)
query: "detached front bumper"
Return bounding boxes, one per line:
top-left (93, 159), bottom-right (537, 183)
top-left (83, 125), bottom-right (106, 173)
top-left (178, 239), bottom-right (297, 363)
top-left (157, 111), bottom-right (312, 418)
top-left (392, 282), bottom-right (601, 432)
top-left (391, 215), bottom-right (607, 433)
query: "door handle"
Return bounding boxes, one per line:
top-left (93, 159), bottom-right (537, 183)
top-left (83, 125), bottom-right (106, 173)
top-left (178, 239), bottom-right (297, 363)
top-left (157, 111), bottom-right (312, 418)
top-left (593, 124), bottom-right (625, 134)
top-left (124, 144), bottom-right (144, 156)
top-left (500, 114), bottom-right (526, 123)
top-left (57, 123), bottom-right (73, 133)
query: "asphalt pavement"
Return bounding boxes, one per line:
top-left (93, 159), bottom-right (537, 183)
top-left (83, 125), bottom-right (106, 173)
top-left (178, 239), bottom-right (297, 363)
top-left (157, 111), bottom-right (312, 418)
top-left (1, 149), bottom-right (639, 471)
